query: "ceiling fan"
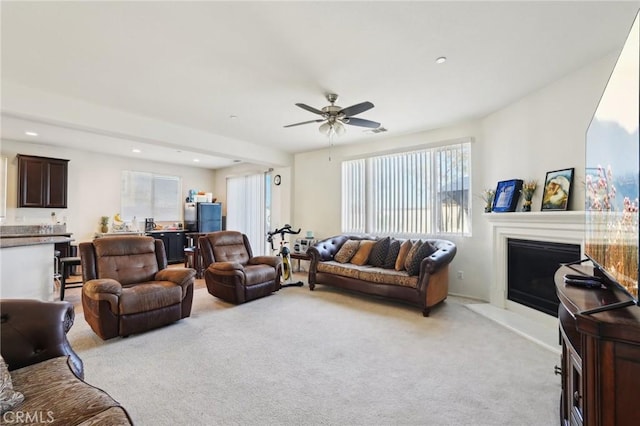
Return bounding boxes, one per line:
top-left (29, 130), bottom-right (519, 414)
top-left (284, 93), bottom-right (381, 136)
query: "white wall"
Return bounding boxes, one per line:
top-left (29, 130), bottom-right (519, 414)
top-left (481, 52), bottom-right (618, 212)
top-left (0, 139), bottom-right (217, 243)
top-left (292, 52), bottom-right (618, 302)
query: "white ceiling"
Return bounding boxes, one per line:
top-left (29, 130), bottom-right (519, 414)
top-left (2, 1), bottom-right (639, 169)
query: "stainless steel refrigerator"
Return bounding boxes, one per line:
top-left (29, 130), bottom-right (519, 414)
top-left (184, 202), bottom-right (222, 232)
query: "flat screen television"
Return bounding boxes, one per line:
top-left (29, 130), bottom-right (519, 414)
top-left (584, 10), bottom-right (639, 311)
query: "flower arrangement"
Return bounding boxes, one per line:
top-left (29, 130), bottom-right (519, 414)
top-left (480, 189), bottom-right (495, 213)
top-left (520, 180), bottom-right (537, 211)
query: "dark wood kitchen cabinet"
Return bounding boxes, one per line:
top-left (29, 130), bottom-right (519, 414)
top-left (18, 154), bottom-right (69, 208)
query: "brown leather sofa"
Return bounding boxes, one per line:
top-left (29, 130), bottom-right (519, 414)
top-left (199, 231), bottom-right (282, 304)
top-left (0, 299), bottom-right (133, 424)
top-left (80, 236), bottom-right (196, 339)
top-left (307, 235), bottom-right (457, 316)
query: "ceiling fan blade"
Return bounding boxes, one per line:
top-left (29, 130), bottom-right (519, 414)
top-left (283, 119), bottom-right (325, 128)
top-left (340, 101), bottom-right (374, 117)
top-left (296, 103), bottom-right (325, 116)
top-left (343, 117), bottom-right (381, 128)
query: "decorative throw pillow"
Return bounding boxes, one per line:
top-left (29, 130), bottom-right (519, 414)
top-left (350, 240), bottom-right (376, 266)
top-left (334, 240), bottom-right (361, 263)
top-left (0, 356), bottom-right (24, 414)
top-left (383, 239), bottom-right (401, 269)
top-left (368, 237), bottom-right (390, 267)
top-left (395, 240), bottom-right (413, 271)
top-left (404, 240), bottom-right (424, 272)
top-left (405, 241), bottom-right (437, 276)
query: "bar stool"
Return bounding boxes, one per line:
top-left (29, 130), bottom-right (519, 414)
top-left (59, 256), bottom-right (82, 301)
top-left (54, 250), bottom-right (62, 284)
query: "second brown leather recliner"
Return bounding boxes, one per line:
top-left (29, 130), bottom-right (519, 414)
top-left (80, 236), bottom-right (195, 340)
top-left (199, 231), bottom-right (282, 304)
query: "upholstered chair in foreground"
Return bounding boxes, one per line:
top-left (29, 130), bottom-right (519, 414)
top-left (199, 231), bottom-right (282, 304)
top-left (0, 299), bottom-right (83, 378)
top-left (79, 236), bottom-right (195, 340)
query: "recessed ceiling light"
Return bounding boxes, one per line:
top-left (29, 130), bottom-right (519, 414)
top-left (229, 115), bottom-right (238, 119)
top-left (435, 56), bottom-right (447, 64)
top-left (25, 131), bottom-right (38, 136)
top-left (193, 158), bottom-right (200, 162)
top-left (233, 159), bottom-right (241, 163)
top-left (132, 148), bottom-right (141, 153)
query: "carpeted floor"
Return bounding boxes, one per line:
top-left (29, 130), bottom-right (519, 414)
top-left (65, 275), bottom-right (560, 425)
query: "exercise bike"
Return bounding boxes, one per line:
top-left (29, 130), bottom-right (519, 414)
top-left (267, 224), bottom-right (304, 288)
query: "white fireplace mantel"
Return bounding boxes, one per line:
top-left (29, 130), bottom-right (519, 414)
top-left (486, 211), bottom-right (585, 318)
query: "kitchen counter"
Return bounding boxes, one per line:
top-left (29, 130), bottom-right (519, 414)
top-left (0, 225), bottom-right (73, 300)
top-left (0, 235), bottom-right (72, 248)
top-left (94, 232), bottom-right (144, 238)
top-left (0, 233), bottom-right (72, 238)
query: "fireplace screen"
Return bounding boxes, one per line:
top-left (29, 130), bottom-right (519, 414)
top-left (507, 238), bottom-right (580, 316)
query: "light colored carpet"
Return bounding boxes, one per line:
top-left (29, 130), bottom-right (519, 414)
top-left (66, 282), bottom-right (560, 425)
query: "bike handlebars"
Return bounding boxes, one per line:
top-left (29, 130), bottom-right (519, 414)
top-left (266, 224), bottom-right (301, 250)
top-left (267, 224), bottom-right (301, 238)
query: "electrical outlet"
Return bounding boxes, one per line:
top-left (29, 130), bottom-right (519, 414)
top-left (457, 270), bottom-right (464, 280)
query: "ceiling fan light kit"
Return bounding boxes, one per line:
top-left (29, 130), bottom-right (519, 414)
top-left (284, 93), bottom-right (381, 136)
top-left (319, 120), bottom-right (346, 136)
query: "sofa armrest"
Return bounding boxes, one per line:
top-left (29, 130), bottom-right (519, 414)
top-left (155, 267), bottom-right (196, 287)
top-left (420, 240), bottom-right (457, 274)
top-left (82, 279), bottom-right (122, 316)
top-left (0, 299), bottom-right (84, 379)
top-left (249, 256), bottom-right (282, 268)
top-left (84, 278), bottom-right (123, 296)
top-left (210, 261), bottom-right (244, 272)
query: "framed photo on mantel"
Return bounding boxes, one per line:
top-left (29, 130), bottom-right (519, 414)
top-left (542, 168), bottom-right (574, 211)
top-left (492, 179), bottom-right (523, 212)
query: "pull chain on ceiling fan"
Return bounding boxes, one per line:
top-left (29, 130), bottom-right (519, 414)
top-left (284, 93), bottom-right (381, 136)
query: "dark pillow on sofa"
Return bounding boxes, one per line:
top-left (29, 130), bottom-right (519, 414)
top-left (404, 240), bottom-right (423, 272)
top-left (368, 237), bottom-right (390, 267)
top-left (405, 241), bottom-right (437, 276)
top-left (382, 239), bottom-right (401, 269)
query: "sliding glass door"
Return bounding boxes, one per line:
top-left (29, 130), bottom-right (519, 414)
top-left (226, 173), bottom-right (269, 255)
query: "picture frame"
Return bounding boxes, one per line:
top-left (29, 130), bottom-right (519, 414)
top-left (541, 168), bottom-right (574, 211)
top-left (492, 179), bottom-right (523, 212)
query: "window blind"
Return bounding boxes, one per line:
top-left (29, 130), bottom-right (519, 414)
top-left (121, 171), bottom-right (181, 222)
top-left (341, 141), bottom-right (471, 236)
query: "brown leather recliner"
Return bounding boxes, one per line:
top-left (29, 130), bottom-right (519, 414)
top-left (199, 231), bottom-right (282, 304)
top-left (80, 236), bottom-right (196, 340)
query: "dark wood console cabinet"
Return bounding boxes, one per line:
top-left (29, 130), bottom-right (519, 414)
top-left (18, 154), bottom-right (69, 208)
top-left (145, 230), bottom-right (186, 264)
top-left (555, 265), bottom-right (640, 426)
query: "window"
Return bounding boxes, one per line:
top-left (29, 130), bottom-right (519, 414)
top-left (341, 139), bottom-right (471, 236)
top-left (121, 171), bottom-right (181, 221)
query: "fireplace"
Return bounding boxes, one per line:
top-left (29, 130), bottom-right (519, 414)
top-left (507, 238), bottom-right (581, 317)
top-left (486, 211), bottom-right (584, 318)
